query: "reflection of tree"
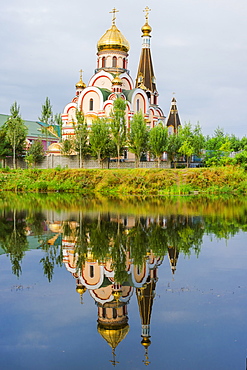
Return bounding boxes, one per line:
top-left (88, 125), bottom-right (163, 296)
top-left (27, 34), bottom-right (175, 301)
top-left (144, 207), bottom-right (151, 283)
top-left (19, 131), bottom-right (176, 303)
top-left (40, 241), bottom-right (63, 282)
top-left (0, 210), bottom-right (28, 276)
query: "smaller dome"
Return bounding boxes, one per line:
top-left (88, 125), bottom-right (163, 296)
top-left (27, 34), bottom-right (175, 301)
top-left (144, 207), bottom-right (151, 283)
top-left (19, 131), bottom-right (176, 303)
top-left (141, 22), bottom-right (152, 36)
top-left (141, 336), bottom-right (151, 348)
top-left (76, 78), bottom-right (86, 89)
top-left (76, 285), bottom-right (86, 295)
top-left (112, 75), bottom-right (123, 86)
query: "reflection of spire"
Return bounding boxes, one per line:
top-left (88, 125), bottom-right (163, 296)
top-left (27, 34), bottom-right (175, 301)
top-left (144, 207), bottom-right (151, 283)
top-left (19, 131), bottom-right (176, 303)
top-left (167, 246), bottom-right (179, 275)
top-left (76, 280), bottom-right (86, 304)
top-left (136, 278), bottom-right (156, 366)
top-left (110, 348), bottom-right (119, 366)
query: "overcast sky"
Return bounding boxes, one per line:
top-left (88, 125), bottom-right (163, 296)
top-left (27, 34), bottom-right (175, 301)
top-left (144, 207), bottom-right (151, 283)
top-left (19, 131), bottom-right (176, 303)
top-left (1, 0), bottom-right (246, 137)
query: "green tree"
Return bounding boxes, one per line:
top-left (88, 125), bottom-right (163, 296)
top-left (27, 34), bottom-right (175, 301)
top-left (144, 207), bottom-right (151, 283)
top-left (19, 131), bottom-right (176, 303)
top-left (128, 112), bottom-right (149, 167)
top-left (149, 123), bottom-right (168, 167)
top-left (53, 113), bottom-right (63, 140)
top-left (178, 122), bottom-right (205, 167)
top-left (166, 133), bottom-right (182, 168)
top-left (25, 140), bottom-right (45, 167)
top-left (73, 110), bottom-right (88, 168)
top-left (61, 138), bottom-right (74, 157)
top-left (4, 102), bottom-right (27, 169)
top-left (39, 97), bottom-right (53, 151)
top-left (110, 98), bottom-right (127, 168)
top-left (39, 97), bottom-right (53, 125)
top-left (90, 117), bottom-right (114, 167)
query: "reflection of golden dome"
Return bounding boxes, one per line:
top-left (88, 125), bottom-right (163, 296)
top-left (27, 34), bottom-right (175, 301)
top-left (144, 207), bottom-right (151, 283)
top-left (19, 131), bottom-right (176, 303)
top-left (141, 336), bottom-right (151, 348)
top-left (98, 323), bottom-right (129, 349)
top-left (49, 222), bottom-right (63, 233)
top-left (141, 22), bottom-right (152, 36)
top-left (112, 290), bottom-right (122, 301)
top-left (111, 75), bottom-right (123, 86)
top-left (97, 24), bottom-right (130, 53)
top-left (76, 285), bottom-right (87, 295)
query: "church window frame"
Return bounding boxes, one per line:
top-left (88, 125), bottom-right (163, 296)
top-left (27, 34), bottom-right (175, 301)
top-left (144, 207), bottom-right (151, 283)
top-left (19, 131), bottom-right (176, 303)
top-left (89, 98), bottom-right (94, 111)
top-left (112, 56), bottom-right (117, 68)
top-left (137, 99), bottom-right (140, 112)
top-left (89, 265), bottom-right (94, 278)
top-left (102, 56), bottom-right (106, 68)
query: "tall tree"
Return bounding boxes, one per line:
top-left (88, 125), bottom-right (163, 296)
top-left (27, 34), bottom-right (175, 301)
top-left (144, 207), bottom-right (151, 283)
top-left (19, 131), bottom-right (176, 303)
top-left (73, 110), bottom-right (88, 168)
top-left (39, 97), bottom-right (53, 151)
top-left (25, 139), bottom-right (45, 167)
top-left (149, 123), bottom-right (168, 167)
top-left (128, 112), bottom-right (149, 167)
top-left (166, 133), bottom-right (182, 169)
top-left (178, 122), bottom-right (205, 167)
top-left (4, 102), bottom-right (27, 169)
top-left (90, 117), bottom-right (114, 167)
top-left (110, 98), bottom-right (127, 168)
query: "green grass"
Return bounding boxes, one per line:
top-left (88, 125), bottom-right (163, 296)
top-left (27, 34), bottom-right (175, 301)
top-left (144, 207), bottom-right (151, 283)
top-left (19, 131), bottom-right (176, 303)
top-left (0, 166), bottom-right (246, 196)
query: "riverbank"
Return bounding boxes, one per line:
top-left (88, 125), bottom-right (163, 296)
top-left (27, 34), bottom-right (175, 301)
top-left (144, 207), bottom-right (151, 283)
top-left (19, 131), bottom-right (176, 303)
top-left (0, 166), bottom-right (246, 195)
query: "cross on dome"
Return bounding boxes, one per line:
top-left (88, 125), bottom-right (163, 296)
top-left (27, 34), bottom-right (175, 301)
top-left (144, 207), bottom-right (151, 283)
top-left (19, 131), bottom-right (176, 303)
top-left (110, 7), bottom-right (119, 25)
top-left (143, 6), bottom-right (151, 23)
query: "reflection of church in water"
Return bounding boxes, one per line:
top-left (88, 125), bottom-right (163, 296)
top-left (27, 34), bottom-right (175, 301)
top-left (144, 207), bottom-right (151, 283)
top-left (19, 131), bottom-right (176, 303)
top-left (48, 216), bottom-right (179, 366)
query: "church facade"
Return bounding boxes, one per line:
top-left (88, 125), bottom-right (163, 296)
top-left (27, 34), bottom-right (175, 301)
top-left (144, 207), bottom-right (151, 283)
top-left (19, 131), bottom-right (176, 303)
top-left (61, 8), bottom-right (166, 146)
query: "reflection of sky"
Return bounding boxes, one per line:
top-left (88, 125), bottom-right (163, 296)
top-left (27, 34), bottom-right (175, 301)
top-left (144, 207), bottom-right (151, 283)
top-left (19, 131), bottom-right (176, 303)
top-left (1, 233), bottom-right (247, 369)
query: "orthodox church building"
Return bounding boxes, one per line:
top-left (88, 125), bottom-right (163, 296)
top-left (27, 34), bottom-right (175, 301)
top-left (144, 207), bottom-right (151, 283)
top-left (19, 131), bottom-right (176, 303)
top-left (61, 7), bottom-right (166, 144)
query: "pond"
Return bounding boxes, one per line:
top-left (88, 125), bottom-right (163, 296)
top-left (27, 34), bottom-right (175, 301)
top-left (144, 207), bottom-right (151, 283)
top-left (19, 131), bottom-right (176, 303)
top-left (0, 194), bottom-right (247, 370)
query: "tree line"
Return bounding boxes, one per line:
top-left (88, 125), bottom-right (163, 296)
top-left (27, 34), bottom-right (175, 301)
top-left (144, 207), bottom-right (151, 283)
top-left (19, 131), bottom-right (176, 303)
top-left (1, 97), bottom-right (247, 169)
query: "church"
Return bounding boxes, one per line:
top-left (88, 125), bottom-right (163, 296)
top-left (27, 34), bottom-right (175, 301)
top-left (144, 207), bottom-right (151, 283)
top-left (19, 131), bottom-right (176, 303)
top-left (60, 7), bottom-right (181, 155)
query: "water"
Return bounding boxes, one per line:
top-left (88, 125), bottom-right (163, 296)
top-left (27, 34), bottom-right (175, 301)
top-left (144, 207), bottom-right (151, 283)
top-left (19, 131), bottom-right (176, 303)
top-left (0, 195), bottom-right (247, 369)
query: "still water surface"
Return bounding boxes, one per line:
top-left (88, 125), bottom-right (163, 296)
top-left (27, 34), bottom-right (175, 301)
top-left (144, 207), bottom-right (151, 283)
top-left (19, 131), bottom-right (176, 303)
top-left (0, 195), bottom-right (247, 370)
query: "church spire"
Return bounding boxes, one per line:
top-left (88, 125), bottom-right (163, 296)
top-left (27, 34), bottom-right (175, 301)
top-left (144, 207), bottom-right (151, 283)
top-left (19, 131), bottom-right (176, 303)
top-left (166, 96), bottom-right (181, 134)
top-left (135, 7), bottom-right (157, 103)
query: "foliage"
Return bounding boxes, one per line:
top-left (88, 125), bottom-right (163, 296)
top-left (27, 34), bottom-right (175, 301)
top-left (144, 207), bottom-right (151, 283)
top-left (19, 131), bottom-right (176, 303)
top-left (149, 123), bottom-right (168, 167)
top-left (110, 98), bottom-right (127, 168)
top-left (61, 139), bottom-right (74, 157)
top-left (166, 133), bottom-right (182, 168)
top-left (39, 97), bottom-right (53, 125)
top-left (128, 112), bottom-right (149, 167)
top-left (25, 140), bottom-right (45, 167)
top-left (4, 102), bottom-right (27, 169)
top-left (178, 122), bottom-right (205, 167)
top-left (90, 117), bottom-right (114, 167)
top-left (73, 110), bottom-right (89, 168)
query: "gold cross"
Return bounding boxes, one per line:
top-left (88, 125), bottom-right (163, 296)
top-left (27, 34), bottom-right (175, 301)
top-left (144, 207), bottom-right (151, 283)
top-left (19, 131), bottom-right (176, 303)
top-left (143, 6), bottom-right (151, 22)
top-left (79, 69), bottom-right (83, 80)
top-left (110, 8), bottom-right (119, 25)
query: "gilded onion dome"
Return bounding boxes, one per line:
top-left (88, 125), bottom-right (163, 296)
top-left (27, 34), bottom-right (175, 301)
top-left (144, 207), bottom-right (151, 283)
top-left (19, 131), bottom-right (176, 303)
top-left (75, 69), bottom-right (86, 89)
top-left (97, 24), bottom-right (130, 53)
top-left (111, 74), bottom-right (123, 86)
top-left (97, 9), bottom-right (130, 53)
top-left (97, 323), bottom-right (129, 349)
top-left (141, 22), bottom-right (152, 36)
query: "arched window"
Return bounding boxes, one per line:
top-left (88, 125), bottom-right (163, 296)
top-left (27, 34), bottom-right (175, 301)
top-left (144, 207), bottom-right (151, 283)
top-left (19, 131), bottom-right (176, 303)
top-left (89, 98), bottom-right (93, 111)
top-left (102, 57), bottom-right (106, 68)
top-left (102, 307), bottom-right (106, 318)
top-left (90, 265), bottom-right (94, 278)
top-left (137, 99), bottom-right (140, 112)
top-left (123, 58), bottom-right (126, 69)
top-left (112, 56), bottom-right (117, 67)
top-left (113, 308), bottom-right (117, 319)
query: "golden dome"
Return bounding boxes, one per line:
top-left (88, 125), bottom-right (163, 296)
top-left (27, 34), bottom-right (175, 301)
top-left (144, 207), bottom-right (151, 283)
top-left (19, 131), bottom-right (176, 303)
top-left (76, 285), bottom-right (86, 295)
top-left (141, 22), bottom-right (152, 36)
top-left (97, 24), bottom-right (130, 53)
top-left (75, 78), bottom-right (86, 89)
top-left (97, 323), bottom-right (129, 349)
top-left (141, 336), bottom-right (151, 348)
top-left (111, 75), bottom-right (123, 86)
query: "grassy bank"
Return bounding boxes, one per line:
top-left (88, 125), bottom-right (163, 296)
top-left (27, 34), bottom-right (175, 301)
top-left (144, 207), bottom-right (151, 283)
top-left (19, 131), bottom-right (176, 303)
top-left (0, 166), bottom-right (246, 195)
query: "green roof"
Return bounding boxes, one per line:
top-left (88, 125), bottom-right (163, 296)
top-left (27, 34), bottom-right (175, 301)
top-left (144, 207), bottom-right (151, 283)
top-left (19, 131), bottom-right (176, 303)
top-left (122, 89), bottom-right (138, 102)
top-left (0, 114), bottom-right (58, 140)
top-left (97, 88), bottom-right (111, 101)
